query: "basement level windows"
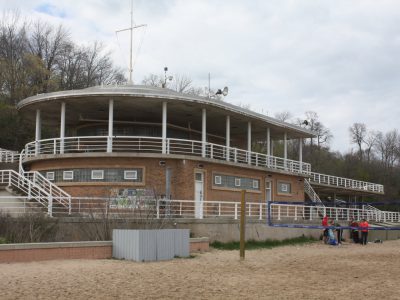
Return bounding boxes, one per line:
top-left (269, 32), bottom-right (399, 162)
top-left (91, 170), bottom-right (104, 180)
top-left (46, 172), bottom-right (55, 181)
top-left (63, 171), bottom-right (74, 180)
top-left (124, 170), bottom-right (138, 180)
top-left (212, 173), bottom-right (261, 191)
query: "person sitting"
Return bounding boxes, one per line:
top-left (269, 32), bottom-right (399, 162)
top-left (349, 218), bottom-right (360, 244)
top-left (327, 219), bottom-right (338, 246)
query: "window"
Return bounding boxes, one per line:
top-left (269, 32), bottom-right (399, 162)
top-left (124, 170), bottom-right (137, 180)
top-left (63, 171), bottom-right (73, 180)
top-left (46, 172), bottom-right (55, 181)
top-left (91, 170), bottom-right (104, 180)
top-left (278, 181), bottom-right (291, 194)
top-left (235, 178), bottom-right (241, 187)
top-left (214, 175), bottom-right (222, 185)
top-left (253, 180), bottom-right (259, 189)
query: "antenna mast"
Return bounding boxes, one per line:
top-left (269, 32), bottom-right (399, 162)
top-left (116, 0), bottom-right (147, 84)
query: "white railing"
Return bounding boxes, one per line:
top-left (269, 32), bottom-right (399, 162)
top-left (0, 170), bottom-right (50, 210)
top-left (0, 148), bottom-right (19, 163)
top-left (270, 203), bottom-right (400, 223)
top-left (19, 149), bottom-right (71, 214)
top-left (309, 171), bottom-right (384, 194)
top-left (22, 136), bottom-right (312, 175)
top-left (1, 197), bottom-right (398, 224)
top-left (304, 179), bottom-right (324, 207)
top-left (24, 171), bottom-right (71, 213)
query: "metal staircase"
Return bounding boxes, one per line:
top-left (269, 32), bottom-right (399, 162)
top-left (18, 149), bottom-right (71, 215)
top-left (304, 178), bottom-right (325, 218)
top-left (0, 169), bottom-right (51, 213)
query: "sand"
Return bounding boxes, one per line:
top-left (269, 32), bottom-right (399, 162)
top-left (1, 240), bottom-right (400, 300)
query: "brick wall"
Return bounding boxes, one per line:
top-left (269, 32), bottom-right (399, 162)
top-left (0, 239), bottom-right (210, 263)
top-left (0, 241), bottom-right (112, 263)
top-left (28, 155), bottom-right (305, 202)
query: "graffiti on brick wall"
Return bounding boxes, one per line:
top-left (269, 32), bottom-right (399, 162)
top-left (109, 188), bottom-right (156, 208)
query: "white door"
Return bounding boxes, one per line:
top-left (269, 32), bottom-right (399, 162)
top-left (195, 172), bottom-right (204, 219)
top-left (265, 180), bottom-right (272, 203)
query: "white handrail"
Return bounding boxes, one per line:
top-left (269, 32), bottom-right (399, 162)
top-left (0, 170), bottom-right (50, 210)
top-left (309, 171), bottom-right (384, 194)
top-left (0, 197), bottom-right (398, 223)
top-left (23, 135), bottom-right (311, 176)
top-left (0, 148), bottom-right (19, 163)
top-left (19, 149), bottom-right (71, 213)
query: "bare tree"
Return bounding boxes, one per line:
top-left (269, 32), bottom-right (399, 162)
top-left (349, 123), bottom-right (366, 159)
top-left (363, 130), bottom-right (378, 163)
top-left (141, 73), bottom-right (204, 95)
top-left (375, 129), bottom-right (399, 170)
top-left (274, 111), bottom-right (292, 122)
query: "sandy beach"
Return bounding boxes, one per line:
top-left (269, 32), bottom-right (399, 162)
top-left (1, 239), bottom-right (399, 300)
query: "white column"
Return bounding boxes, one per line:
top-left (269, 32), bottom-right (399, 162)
top-left (284, 132), bottom-right (287, 160)
top-left (35, 109), bottom-right (41, 155)
top-left (271, 140), bottom-right (274, 156)
top-left (202, 108), bottom-right (206, 157)
top-left (226, 115), bottom-right (230, 161)
top-left (247, 121), bottom-right (252, 164)
top-left (266, 127), bottom-right (270, 167)
top-left (107, 99), bottom-right (114, 153)
top-left (162, 101), bottom-right (167, 154)
top-left (299, 138), bottom-right (303, 172)
top-left (60, 102), bottom-right (66, 154)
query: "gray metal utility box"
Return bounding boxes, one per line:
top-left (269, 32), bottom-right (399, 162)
top-left (112, 229), bottom-right (190, 262)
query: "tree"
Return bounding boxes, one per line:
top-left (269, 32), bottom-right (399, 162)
top-left (349, 123), bottom-right (366, 159)
top-left (274, 111), bottom-right (292, 122)
top-left (141, 73), bottom-right (204, 96)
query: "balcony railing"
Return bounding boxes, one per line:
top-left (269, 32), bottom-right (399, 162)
top-left (0, 148), bottom-right (19, 163)
top-left (309, 172), bottom-right (384, 194)
top-left (23, 136), bottom-right (311, 175)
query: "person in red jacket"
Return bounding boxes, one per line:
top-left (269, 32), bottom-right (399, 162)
top-left (359, 219), bottom-right (369, 245)
top-left (322, 215), bottom-right (329, 243)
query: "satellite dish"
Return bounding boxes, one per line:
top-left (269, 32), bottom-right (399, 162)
top-left (222, 86), bottom-right (229, 96)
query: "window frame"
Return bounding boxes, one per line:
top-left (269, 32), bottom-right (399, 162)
top-left (63, 171), bottom-right (74, 180)
top-left (91, 170), bottom-right (104, 180)
top-left (214, 175), bottom-right (222, 185)
top-left (124, 170), bottom-right (138, 180)
top-left (234, 178), bottom-right (241, 187)
top-left (46, 172), bottom-right (55, 181)
top-left (252, 180), bottom-right (259, 189)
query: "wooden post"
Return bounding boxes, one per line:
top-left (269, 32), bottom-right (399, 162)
top-left (240, 190), bottom-right (246, 260)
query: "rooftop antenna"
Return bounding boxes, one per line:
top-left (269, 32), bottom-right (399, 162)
top-left (116, 0), bottom-right (147, 84)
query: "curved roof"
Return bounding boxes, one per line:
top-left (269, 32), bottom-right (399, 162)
top-left (17, 84), bottom-right (316, 139)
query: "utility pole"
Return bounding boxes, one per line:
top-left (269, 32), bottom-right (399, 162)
top-left (116, 0), bottom-right (147, 84)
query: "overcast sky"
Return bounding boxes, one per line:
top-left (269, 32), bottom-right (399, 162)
top-left (2, 0), bottom-right (400, 153)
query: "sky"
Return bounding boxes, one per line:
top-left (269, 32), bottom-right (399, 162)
top-left (1, 0), bottom-right (400, 153)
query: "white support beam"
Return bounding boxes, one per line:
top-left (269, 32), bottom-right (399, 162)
top-left (35, 109), bottom-right (41, 155)
top-left (271, 140), bottom-right (274, 156)
top-left (60, 102), bottom-right (66, 154)
top-left (202, 108), bottom-right (206, 157)
top-left (162, 101), bottom-right (167, 154)
top-left (107, 99), bottom-right (114, 153)
top-left (226, 115), bottom-right (230, 161)
top-left (284, 132), bottom-right (287, 160)
top-left (266, 128), bottom-right (270, 156)
top-left (299, 138), bottom-right (303, 172)
top-left (247, 121), bottom-right (252, 164)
